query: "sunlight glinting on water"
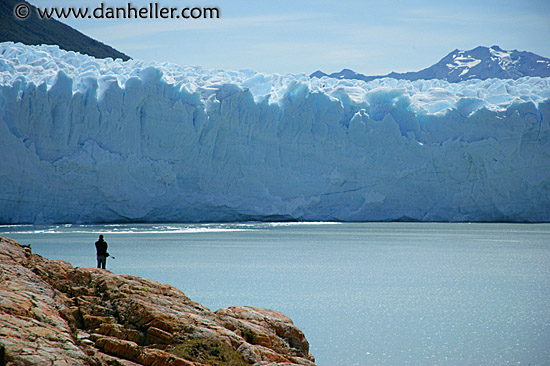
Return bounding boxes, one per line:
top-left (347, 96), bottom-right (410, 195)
top-left (0, 221), bottom-right (341, 235)
top-left (1, 222), bottom-right (548, 366)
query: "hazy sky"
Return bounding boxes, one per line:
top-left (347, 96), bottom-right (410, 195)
top-left (27, 0), bottom-right (550, 75)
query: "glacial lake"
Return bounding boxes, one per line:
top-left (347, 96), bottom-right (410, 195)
top-left (2, 222), bottom-right (549, 366)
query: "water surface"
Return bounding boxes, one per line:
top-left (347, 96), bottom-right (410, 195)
top-left (2, 222), bottom-right (549, 365)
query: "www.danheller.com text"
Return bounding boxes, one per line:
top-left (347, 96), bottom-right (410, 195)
top-left (15, 2), bottom-right (221, 20)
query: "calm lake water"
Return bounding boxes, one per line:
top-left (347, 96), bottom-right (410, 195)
top-left (2, 222), bottom-right (549, 366)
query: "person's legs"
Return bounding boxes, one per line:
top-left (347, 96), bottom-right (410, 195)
top-left (101, 257), bottom-right (106, 269)
top-left (97, 255), bottom-right (101, 268)
top-left (97, 255), bottom-right (106, 269)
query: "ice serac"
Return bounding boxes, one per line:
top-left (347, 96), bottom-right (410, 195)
top-left (1, 42), bottom-right (549, 223)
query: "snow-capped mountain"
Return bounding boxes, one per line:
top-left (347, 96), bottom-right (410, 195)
top-left (313, 46), bottom-right (550, 82)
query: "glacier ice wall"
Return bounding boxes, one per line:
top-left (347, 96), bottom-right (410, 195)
top-left (1, 42), bottom-right (549, 223)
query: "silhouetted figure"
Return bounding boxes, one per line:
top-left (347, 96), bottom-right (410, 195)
top-left (95, 235), bottom-right (108, 269)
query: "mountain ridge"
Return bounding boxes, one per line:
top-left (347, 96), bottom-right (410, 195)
top-left (0, 0), bottom-right (130, 60)
top-left (312, 46), bottom-right (550, 82)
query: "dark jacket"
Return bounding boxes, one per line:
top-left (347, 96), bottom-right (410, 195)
top-left (95, 239), bottom-right (108, 256)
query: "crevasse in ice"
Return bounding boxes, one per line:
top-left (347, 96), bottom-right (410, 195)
top-left (1, 42), bottom-right (549, 223)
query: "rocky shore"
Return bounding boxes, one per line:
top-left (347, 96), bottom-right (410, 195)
top-left (0, 236), bottom-right (316, 366)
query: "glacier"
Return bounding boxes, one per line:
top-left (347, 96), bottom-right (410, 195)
top-left (1, 42), bottom-right (549, 224)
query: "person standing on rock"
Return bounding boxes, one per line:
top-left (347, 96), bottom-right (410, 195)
top-left (95, 235), bottom-right (108, 269)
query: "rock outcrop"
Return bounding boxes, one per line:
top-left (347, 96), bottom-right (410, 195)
top-left (0, 236), bottom-right (315, 366)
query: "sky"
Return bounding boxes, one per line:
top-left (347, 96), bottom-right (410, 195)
top-left (27, 0), bottom-right (550, 75)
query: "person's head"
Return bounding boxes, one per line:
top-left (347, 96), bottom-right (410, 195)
top-left (99, 235), bottom-right (104, 240)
